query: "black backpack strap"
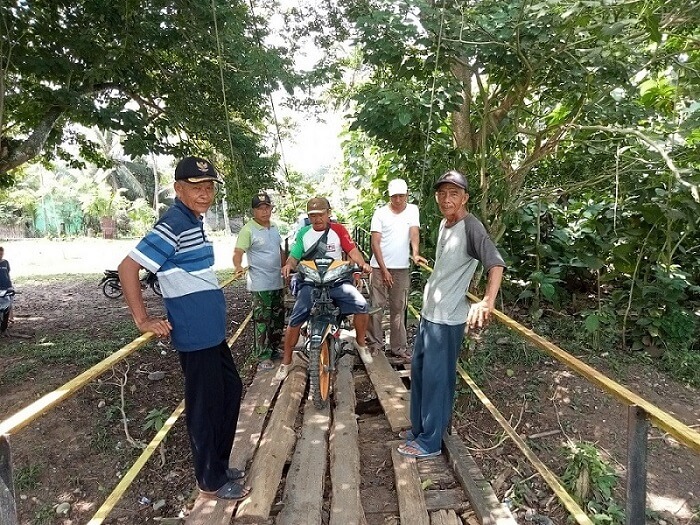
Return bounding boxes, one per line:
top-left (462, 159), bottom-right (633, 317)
top-left (301, 225), bottom-right (331, 260)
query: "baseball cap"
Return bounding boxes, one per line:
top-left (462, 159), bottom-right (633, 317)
top-left (433, 170), bottom-right (468, 191)
top-left (307, 197), bottom-right (331, 214)
top-left (174, 156), bottom-right (223, 183)
top-left (388, 179), bottom-right (408, 196)
top-left (252, 192), bottom-right (272, 208)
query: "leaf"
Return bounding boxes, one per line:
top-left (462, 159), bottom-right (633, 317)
top-left (255, 405), bottom-right (269, 415)
top-left (398, 111), bottom-right (412, 126)
top-left (421, 478), bottom-right (434, 490)
top-left (540, 282), bottom-right (556, 299)
top-left (584, 314), bottom-right (600, 332)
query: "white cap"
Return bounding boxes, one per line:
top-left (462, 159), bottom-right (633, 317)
top-left (388, 179), bottom-right (408, 196)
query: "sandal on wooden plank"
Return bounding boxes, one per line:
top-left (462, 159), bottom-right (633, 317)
top-left (397, 440), bottom-right (440, 459)
top-left (200, 481), bottom-right (251, 500)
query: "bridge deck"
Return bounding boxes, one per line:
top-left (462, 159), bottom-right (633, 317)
top-left (185, 335), bottom-right (515, 525)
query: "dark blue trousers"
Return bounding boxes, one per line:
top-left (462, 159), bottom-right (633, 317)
top-left (178, 340), bottom-right (242, 491)
top-left (409, 319), bottom-right (466, 453)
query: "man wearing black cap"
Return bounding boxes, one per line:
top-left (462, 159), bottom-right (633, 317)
top-left (398, 170), bottom-right (505, 459)
top-left (233, 191), bottom-right (285, 370)
top-left (118, 156), bottom-right (250, 500)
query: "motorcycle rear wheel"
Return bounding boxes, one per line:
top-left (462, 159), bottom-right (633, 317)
top-left (309, 338), bottom-right (332, 409)
top-left (102, 278), bottom-right (123, 298)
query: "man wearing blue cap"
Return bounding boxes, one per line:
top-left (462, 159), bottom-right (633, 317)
top-left (398, 169), bottom-right (506, 459)
top-left (119, 156), bottom-right (250, 500)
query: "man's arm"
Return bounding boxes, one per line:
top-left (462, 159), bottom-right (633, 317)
top-left (282, 255), bottom-right (299, 280)
top-left (466, 265), bottom-right (504, 329)
top-left (409, 225), bottom-right (427, 265)
top-left (347, 247), bottom-right (372, 274)
top-left (232, 247), bottom-right (246, 274)
top-left (118, 256), bottom-right (172, 337)
top-left (370, 231), bottom-right (393, 287)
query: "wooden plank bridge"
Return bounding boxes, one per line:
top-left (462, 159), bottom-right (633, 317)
top-left (184, 336), bottom-right (517, 525)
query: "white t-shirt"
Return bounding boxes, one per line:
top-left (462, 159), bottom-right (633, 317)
top-left (369, 203), bottom-right (420, 269)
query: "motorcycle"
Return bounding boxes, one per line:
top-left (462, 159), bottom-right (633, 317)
top-left (296, 257), bottom-right (359, 409)
top-left (100, 269), bottom-right (162, 299)
top-left (0, 288), bottom-right (15, 334)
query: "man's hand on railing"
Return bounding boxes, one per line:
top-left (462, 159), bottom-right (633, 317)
top-left (136, 317), bottom-right (172, 339)
top-left (466, 300), bottom-right (494, 330)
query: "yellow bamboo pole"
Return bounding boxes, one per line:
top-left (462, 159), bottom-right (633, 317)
top-left (0, 333), bottom-right (154, 436)
top-left (413, 261), bottom-right (700, 453)
top-left (0, 270), bottom-right (246, 437)
top-left (86, 400), bottom-right (186, 525)
top-left (457, 366), bottom-right (594, 525)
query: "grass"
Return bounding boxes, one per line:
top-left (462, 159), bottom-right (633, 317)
top-left (14, 463), bottom-right (42, 491)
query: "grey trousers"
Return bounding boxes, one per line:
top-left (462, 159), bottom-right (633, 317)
top-left (366, 267), bottom-right (410, 352)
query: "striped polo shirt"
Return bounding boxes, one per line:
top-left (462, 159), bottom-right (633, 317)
top-left (129, 199), bottom-right (226, 352)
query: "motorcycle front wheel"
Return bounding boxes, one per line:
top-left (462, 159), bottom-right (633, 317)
top-left (102, 278), bottom-right (123, 298)
top-left (309, 337), bottom-right (332, 409)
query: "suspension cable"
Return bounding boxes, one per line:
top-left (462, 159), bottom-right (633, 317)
top-left (211, 0), bottom-right (242, 207)
top-left (420, 0), bottom-right (447, 201)
top-left (246, 0), bottom-right (292, 186)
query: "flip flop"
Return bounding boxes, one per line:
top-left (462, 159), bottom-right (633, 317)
top-left (200, 481), bottom-right (251, 500)
top-left (226, 467), bottom-right (245, 481)
top-left (397, 440), bottom-right (441, 459)
top-left (257, 359), bottom-right (275, 371)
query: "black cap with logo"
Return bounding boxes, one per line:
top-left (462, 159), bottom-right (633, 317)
top-left (174, 156), bottom-right (223, 183)
top-left (252, 192), bottom-right (272, 208)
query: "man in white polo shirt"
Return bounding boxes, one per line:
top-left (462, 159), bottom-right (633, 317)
top-left (367, 179), bottom-right (426, 359)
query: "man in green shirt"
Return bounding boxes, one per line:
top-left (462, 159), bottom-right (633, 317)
top-left (233, 192), bottom-right (285, 370)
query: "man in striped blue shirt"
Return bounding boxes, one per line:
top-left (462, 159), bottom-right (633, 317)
top-left (118, 156), bottom-right (250, 500)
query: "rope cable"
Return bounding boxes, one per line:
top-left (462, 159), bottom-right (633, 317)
top-left (211, 0), bottom-right (242, 207)
top-left (419, 0), bottom-right (447, 201)
top-left (246, 0), bottom-right (293, 188)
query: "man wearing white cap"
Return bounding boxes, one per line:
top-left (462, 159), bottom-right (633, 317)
top-left (367, 178), bottom-right (426, 359)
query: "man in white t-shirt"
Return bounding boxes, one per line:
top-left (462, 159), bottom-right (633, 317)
top-left (367, 179), bottom-right (427, 358)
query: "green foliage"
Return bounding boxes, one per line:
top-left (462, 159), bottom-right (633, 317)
top-left (1, 0), bottom-right (294, 188)
top-left (561, 442), bottom-right (625, 525)
top-left (14, 464), bottom-right (42, 491)
top-left (143, 407), bottom-right (170, 433)
top-left (32, 504), bottom-right (55, 525)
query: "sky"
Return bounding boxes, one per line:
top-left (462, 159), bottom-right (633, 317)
top-left (266, 1), bottom-right (345, 176)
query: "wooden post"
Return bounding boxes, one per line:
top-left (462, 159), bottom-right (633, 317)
top-left (626, 405), bottom-right (648, 525)
top-left (0, 434), bottom-right (18, 525)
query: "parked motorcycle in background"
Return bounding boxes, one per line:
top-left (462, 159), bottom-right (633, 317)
top-left (0, 288), bottom-right (15, 334)
top-left (100, 269), bottom-right (162, 299)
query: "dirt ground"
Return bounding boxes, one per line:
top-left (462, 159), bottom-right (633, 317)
top-left (0, 239), bottom-right (698, 525)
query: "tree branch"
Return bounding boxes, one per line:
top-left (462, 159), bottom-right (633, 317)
top-left (0, 105), bottom-right (64, 175)
top-left (574, 124), bottom-right (699, 202)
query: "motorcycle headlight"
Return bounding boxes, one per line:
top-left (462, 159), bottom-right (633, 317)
top-left (324, 262), bottom-right (353, 283)
top-left (298, 264), bottom-right (321, 284)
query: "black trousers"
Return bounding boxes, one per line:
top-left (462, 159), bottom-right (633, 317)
top-left (178, 340), bottom-right (243, 491)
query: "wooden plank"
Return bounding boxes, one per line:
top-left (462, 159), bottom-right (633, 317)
top-left (417, 457), bottom-right (458, 484)
top-left (390, 440), bottom-right (430, 525)
top-left (430, 509), bottom-right (462, 525)
top-left (0, 435), bottom-right (18, 525)
top-left (235, 365), bottom-right (308, 523)
top-left (424, 488), bottom-right (470, 512)
top-left (358, 347), bottom-right (411, 432)
top-left (276, 403), bottom-right (330, 525)
top-left (329, 355), bottom-right (368, 525)
top-left (443, 434), bottom-right (517, 525)
top-left (185, 367), bottom-right (282, 525)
